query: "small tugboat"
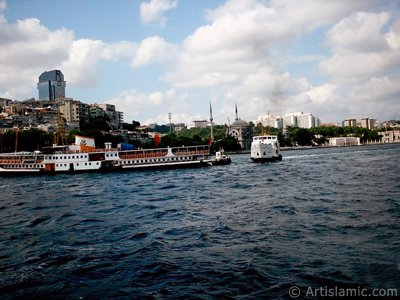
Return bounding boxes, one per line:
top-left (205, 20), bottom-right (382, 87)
top-left (250, 135), bottom-right (282, 163)
top-left (211, 149), bottom-right (231, 166)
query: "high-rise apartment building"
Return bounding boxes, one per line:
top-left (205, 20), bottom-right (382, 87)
top-left (37, 70), bottom-right (66, 101)
top-left (256, 112), bottom-right (320, 129)
top-left (90, 103), bottom-right (123, 129)
top-left (58, 98), bottom-right (89, 124)
top-left (360, 118), bottom-right (375, 129)
top-left (343, 119), bottom-right (357, 127)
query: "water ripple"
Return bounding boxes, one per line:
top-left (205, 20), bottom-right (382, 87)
top-left (0, 144), bottom-right (399, 298)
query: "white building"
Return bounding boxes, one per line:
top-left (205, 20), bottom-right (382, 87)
top-left (328, 137), bottom-right (360, 146)
top-left (256, 112), bottom-right (320, 129)
top-left (255, 113), bottom-right (280, 128)
top-left (189, 120), bottom-right (209, 129)
top-left (360, 118), bottom-right (376, 129)
top-left (379, 130), bottom-right (400, 143)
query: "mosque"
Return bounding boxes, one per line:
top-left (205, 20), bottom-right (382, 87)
top-left (228, 104), bottom-right (253, 150)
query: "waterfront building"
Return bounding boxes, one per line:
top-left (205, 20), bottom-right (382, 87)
top-left (37, 70), bottom-right (66, 101)
top-left (228, 104), bottom-right (252, 150)
top-left (329, 137), bottom-right (360, 146)
top-left (379, 130), bottom-right (400, 143)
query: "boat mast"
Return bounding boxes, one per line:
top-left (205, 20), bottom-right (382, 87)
top-left (209, 102), bottom-right (214, 145)
top-left (14, 127), bottom-right (18, 154)
top-left (54, 102), bottom-right (66, 145)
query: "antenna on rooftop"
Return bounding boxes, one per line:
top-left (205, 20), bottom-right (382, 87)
top-left (168, 112), bottom-right (172, 133)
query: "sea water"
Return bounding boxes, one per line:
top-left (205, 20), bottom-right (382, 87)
top-left (1, 144), bottom-right (399, 299)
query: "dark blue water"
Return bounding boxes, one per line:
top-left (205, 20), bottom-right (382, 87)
top-left (1, 144), bottom-right (399, 299)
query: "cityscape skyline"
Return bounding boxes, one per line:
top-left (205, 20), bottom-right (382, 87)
top-left (0, 0), bottom-right (399, 125)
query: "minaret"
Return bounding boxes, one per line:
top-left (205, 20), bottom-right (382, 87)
top-left (209, 102), bottom-right (214, 144)
top-left (235, 103), bottom-right (239, 121)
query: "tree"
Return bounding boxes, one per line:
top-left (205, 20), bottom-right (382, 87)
top-left (0, 129), bottom-right (53, 152)
top-left (122, 120), bottom-right (141, 131)
top-left (81, 116), bottom-right (110, 131)
top-left (290, 128), bottom-right (313, 146)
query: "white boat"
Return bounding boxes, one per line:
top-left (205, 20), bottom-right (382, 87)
top-left (0, 135), bottom-right (212, 175)
top-left (250, 135), bottom-right (282, 163)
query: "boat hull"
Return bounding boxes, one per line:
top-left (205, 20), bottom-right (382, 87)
top-left (250, 155), bottom-right (282, 163)
top-left (211, 158), bottom-right (231, 166)
top-left (0, 145), bottom-right (213, 176)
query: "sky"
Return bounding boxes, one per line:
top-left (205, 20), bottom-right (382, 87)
top-left (0, 0), bottom-right (399, 126)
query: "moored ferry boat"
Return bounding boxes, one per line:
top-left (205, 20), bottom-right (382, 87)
top-left (250, 135), bottom-right (282, 163)
top-left (0, 135), bottom-right (212, 175)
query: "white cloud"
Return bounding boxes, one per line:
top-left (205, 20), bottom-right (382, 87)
top-left (162, 0), bottom-right (383, 122)
top-left (1, 0), bottom-right (399, 125)
top-left (320, 11), bottom-right (400, 84)
top-left (0, 16), bottom-right (74, 98)
top-left (386, 18), bottom-right (400, 50)
top-left (0, 0), bottom-right (6, 12)
top-left (140, 0), bottom-right (177, 27)
top-left (0, 6), bottom-right (137, 99)
top-left (326, 12), bottom-right (391, 53)
top-left (305, 84), bottom-right (338, 104)
top-left (107, 88), bottom-right (192, 124)
top-left (132, 36), bottom-right (176, 67)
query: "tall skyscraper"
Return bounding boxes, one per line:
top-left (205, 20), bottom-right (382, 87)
top-left (37, 70), bottom-right (66, 101)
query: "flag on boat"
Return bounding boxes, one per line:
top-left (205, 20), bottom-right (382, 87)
top-left (154, 134), bottom-right (160, 146)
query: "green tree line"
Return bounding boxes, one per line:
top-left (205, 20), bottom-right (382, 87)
top-left (253, 124), bottom-right (383, 147)
top-left (0, 120), bottom-right (384, 153)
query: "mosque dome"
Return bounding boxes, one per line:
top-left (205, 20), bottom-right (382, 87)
top-left (231, 119), bottom-right (249, 127)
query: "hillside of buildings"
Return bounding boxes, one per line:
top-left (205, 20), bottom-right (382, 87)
top-left (1, 119), bottom-right (399, 153)
top-left (1, 70), bottom-right (399, 152)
